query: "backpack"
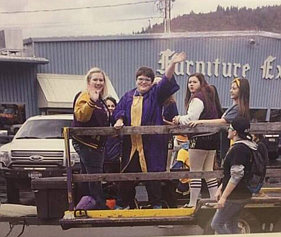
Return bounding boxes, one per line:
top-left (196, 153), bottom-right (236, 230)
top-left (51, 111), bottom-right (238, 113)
top-left (246, 147), bottom-right (267, 194)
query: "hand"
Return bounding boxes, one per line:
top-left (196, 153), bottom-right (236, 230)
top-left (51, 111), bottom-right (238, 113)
top-left (114, 119), bottom-right (124, 130)
top-left (89, 89), bottom-right (100, 102)
top-left (172, 116), bottom-right (180, 125)
top-left (188, 120), bottom-right (201, 127)
top-left (216, 197), bottom-right (226, 209)
top-left (171, 52), bottom-right (186, 64)
top-left (215, 188), bottom-right (222, 202)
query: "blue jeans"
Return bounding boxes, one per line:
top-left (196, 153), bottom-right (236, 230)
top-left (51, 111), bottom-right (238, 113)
top-left (78, 143), bottom-right (106, 209)
top-left (211, 199), bottom-right (249, 234)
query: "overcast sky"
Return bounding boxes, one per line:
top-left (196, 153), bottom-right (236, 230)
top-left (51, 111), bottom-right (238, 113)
top-left (0, 0), bottom-right (281, 38)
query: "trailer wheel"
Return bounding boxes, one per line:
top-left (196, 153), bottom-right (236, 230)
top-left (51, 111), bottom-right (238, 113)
top-left (203, 210), bottom-right (261, 235)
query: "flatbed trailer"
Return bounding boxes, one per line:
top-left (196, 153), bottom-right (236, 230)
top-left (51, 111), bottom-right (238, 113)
top-left (1, 122), bottom-right (281, 235)
top-left (1, 188), bottom-right (281, 234)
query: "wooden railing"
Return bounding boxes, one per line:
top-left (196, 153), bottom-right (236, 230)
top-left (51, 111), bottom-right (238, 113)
top-left (63, 122), bottom-right (281, 211)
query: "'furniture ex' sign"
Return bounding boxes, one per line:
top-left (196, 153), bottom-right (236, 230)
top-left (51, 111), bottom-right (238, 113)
top-left (157, 49), bottom-right (281, 80)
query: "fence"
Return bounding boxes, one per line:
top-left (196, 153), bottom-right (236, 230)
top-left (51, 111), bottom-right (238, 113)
top-left (63, 122), bottom-right (281, 211)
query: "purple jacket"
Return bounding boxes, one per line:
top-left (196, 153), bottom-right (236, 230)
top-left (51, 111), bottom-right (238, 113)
top-left (113, 75), bottom-right (179, 172)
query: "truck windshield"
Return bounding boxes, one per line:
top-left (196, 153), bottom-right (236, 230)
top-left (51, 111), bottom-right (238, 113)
top-left (16, 119), bottom-right (72, 139)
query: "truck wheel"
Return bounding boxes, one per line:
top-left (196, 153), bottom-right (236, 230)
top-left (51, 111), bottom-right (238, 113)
top-left (6, 178), bottom-right (20, 204)
top-left (238, 211), bottom-right (261, 233)
top-left (203, 210), bottom-right (262, 234)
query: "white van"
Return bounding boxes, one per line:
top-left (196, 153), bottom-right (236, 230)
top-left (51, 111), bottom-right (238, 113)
top-left (0, 114), bottom-right (80, 203)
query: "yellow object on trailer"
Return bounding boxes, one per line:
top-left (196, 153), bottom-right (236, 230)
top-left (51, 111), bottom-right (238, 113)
top-left (64, 207), bottom-right (195, 219)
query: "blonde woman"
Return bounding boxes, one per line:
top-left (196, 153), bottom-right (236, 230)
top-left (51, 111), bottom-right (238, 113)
top-left (72, 67), bottom-right (110, 210)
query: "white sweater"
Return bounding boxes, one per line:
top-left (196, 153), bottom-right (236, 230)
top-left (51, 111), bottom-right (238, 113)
top-left (179, 98), bottom-right (204, 125)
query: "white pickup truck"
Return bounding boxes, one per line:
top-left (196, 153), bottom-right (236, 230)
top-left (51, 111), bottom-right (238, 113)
top-left (0, 114), bottom-right (80, 203)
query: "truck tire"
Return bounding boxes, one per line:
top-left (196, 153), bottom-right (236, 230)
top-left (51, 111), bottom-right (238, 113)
top-left (238, 211), bottom-right (262, 233)
top-left (6, 178), bottom-right (20, 204)
top-left (203, 210), bottom-right (262, 234)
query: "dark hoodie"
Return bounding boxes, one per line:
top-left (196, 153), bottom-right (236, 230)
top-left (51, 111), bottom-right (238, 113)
top-left (222, 139), bottom-right (257, 200)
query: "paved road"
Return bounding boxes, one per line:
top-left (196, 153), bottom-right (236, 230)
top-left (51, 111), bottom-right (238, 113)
top-left (0, 223), bottom-right (203, 237)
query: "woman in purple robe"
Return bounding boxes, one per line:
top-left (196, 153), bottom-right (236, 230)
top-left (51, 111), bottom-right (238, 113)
top-left (113, 52), bottom-right (186, 209)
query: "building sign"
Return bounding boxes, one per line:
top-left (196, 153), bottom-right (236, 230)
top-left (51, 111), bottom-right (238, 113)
top-left (157, 49), bottom-right (281, 79)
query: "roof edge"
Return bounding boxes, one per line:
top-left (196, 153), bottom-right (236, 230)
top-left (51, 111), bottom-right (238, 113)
top-left (0, 55), bottom-right (49, 64)
top-left (23, 31), bottom-right (281, 44)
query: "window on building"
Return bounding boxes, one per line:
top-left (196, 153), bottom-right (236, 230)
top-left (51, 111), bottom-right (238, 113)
top-left (270, 109), bottom-right (281, 122)
top-left (250, 109), bottom-right (267, 122)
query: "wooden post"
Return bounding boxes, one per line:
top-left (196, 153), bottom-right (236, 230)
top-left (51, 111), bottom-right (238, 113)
top-left (63, 127), bottom-right (74, 211)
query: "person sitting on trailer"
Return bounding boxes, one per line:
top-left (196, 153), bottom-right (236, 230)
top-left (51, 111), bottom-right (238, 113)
top-left (113, 52), bottom-right (186, 209)
top-left (171, 136), bottom-right (190, 196)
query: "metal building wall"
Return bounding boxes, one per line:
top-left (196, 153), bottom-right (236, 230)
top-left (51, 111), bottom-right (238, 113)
top-left (0, 63), bottom-right (39, 117)
top-left (27, 33), bottom-right (281, 115)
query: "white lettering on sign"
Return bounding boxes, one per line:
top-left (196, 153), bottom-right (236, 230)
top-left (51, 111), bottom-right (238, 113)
top-left (260, 55), bottom-right (276, 79)
top-left (157, 49), bottom-right (174, 74)
top-left (175, 61), bottom-right (185, 75)
top-left (206, 62), bottom-right (212, 77)
top-left (157, 49), bottom-right (281, 80)
top-left (242, 64), bottom-right (250, 78)
top-left (213, 58), bottom-right (220, 77)
top-left (196, 61), bottom-right (205, 75)
top-left (233, 63), bottom-right (241, 78)
top-left (186, 61), bottom-right (194, 75)
top-left (222, 62), bottom-right (232, 78)
top-left (276, 65), bottom-right (281, 79)
top-left (157, 49), bottom-right (250, 78)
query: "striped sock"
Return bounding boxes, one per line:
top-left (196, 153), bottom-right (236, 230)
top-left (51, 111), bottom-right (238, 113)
top-left (206, 178), bottom-right (218, 199)
top-left (188, 179), bottom-right (202, 207)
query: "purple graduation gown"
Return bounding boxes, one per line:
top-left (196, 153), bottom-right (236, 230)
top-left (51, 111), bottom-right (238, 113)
top-left (113, 75), bottom-right (179, 172)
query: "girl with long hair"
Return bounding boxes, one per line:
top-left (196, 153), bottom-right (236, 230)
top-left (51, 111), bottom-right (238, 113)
top-left (72, 67), bottom-right (110, 210)
top-left (189, 78), bottom-right (250, 126)
top-left (173, 73), bottom-right (220, 207)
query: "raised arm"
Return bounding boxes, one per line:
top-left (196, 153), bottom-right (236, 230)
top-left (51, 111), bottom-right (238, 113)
top-left (165, 52), bottom-right (186, 80)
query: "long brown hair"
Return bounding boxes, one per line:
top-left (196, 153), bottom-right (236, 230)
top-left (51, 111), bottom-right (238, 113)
top-left (184, 73), bottom-right (216, 113)
top-left (163, 95), bottom-right (176, 107)
top-left (211, 85), bottom-right (223, 118)
top-left (232, 78), bottom-right (250, 121)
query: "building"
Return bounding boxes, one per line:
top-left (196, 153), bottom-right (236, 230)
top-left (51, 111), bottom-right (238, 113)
top-left (1, 30), bottom-right (281, 124)
top-left (0, 29), bottom-right (48, 125)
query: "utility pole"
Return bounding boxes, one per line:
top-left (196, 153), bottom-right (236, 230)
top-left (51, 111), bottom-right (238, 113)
top-left (156, 0), bottom-right (173, 33)
top-left (164, 0), bottom-right (172, 33)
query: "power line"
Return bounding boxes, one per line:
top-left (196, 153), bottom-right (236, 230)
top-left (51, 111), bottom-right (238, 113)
top-left (114, 16), bottom-right (162, 22)
top-left (0, 16), bottom-right (162, 29)
top-left (0, 0), bottom-right (155, 14)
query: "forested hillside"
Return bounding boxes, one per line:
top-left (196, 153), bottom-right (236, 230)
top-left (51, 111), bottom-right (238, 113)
top-left (144, 5), bottom-right (281, 33)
